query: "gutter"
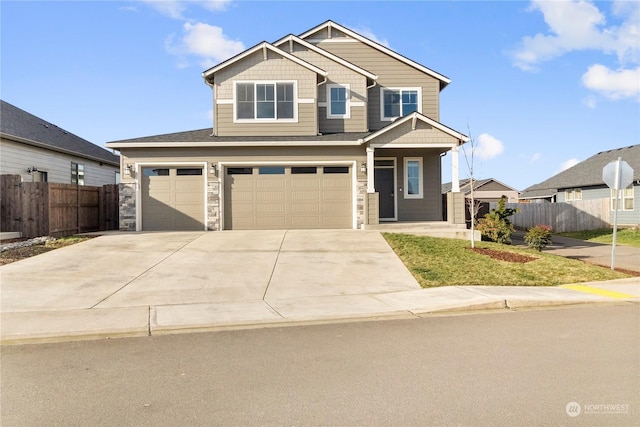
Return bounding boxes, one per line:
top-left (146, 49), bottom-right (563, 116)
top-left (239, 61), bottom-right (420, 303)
top-left (202, 75), bottom-right (216, 136)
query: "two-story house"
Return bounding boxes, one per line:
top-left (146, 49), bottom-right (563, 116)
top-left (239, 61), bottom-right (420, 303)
top-left (106, 21), bottom-right (468, 232)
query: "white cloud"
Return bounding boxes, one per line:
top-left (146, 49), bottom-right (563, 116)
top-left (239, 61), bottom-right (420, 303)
top-left (582, 95), bottom-right (598, 108)
top-left (139, 0), bottom-right (232, 19)
top-left (351, 27), bottom-right (390, 48)
top-left (166, 22), bottom-right (245, 68)
top-left (581, 64), bottom-right (640, 100)
top-left (510, 1), bottom-right (640, 102)
top-left (474, 133), bottom-right (505, 160)
top-left (530, 153), bottom-right (542, 162)
top-left (558, 158), bottom-right (581, 172)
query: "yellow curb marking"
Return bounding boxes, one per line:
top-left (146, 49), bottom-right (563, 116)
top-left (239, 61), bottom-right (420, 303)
top-left (561, 285), bottom-right (637, 299)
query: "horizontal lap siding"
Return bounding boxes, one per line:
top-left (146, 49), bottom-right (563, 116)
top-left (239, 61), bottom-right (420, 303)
top-left (371, 120), bottom-right (458, 146)
top-left (216, 104), bottom-right (317, 136)
top-left (0, 138), bottom-right (118, 185)
top-left (314, 41), bottom-right (440, 129)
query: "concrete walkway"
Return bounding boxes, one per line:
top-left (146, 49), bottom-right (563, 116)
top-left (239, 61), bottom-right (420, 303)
top-left (1, 230), bottom-right (638, 345)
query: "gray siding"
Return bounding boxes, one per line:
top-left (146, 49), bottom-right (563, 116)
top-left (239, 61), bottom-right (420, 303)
top-left (0, 138), bottom-right (119, 185)
top-left (557, 186), bottom-right (639, 226)
top-left (311, 40), bottom-right (440, 129)
top-left (378, 148), bottom-right (443, 221)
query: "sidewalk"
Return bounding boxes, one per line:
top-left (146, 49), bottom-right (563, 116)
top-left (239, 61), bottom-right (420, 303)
top-left (1, 231), bottom-right (639, 345)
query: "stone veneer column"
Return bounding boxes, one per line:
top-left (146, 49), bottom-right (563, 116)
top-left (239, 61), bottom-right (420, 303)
top-left (356, 179), bottom-right (367, 229)
top-left (119, 183), bottom-right (136, 231)
top-left (207, 180), bottom-right (220, 231)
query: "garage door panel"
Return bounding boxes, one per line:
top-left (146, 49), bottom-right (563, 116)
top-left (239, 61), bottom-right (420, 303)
top-left (225, 165), bottom-right (352, 230)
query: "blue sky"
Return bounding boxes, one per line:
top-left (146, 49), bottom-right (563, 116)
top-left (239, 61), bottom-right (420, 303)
top-left (2, 0), bottom-right (638, 190)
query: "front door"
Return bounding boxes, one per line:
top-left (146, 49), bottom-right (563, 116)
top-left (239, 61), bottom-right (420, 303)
top-left (374, 160), bottom-right (396, 220)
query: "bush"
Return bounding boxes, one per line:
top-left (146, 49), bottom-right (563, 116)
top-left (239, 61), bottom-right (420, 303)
top-left (476, 213), bottom-right (515, 244)
top-left (525, 225), bottom-right (553, 251)
top-left (475, 196), bottom-right (518, 244)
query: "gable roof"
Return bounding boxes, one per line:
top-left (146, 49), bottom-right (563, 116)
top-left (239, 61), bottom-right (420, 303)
top-left (298, 20), bottom-right (451, 89)
top-left (272, 34), bottom-right (378, 80)
top-left (442, 178), bottom-right (519, 194)
top-left (521, 145), bottom-right (640, 196)
top-left (202, 41), bottom-right (327, 80)
top-left (0, 100), bottom-right (119, 165)
top-left (363, 111), bottom-right (468, 145)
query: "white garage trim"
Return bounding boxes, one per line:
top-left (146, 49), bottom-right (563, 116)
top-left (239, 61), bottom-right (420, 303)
top-left (134, 161), bottom-right (207, 232)
top-left (219, 160), bottom-right (357, 230)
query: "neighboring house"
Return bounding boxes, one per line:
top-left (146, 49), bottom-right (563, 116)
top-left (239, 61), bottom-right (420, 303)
top-left (520, 145), bottom-right (640, 226)
top-left (0, 100), bottom-right (120, 185)
top-left (442, 178), bottom-right (519, 203)
top-left (106, 20), bottom-right (469, 232)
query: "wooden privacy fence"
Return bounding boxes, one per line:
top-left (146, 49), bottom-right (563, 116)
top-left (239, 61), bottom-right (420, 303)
top-left (1, 175), bottom-right (119, 238)
top-left (491, 199), bottom-right (611, 233)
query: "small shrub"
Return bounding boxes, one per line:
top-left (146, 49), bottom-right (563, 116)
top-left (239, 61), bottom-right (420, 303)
top-left (476, 214), bottom-right (514, 244)
top-left (525, 225), bottom-right (553, 251)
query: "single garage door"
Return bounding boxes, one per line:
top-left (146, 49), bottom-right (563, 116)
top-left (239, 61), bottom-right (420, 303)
top-left (224, 165), bottom-right (352, 230)
top-left (141, 167), bottom-right (205, 231)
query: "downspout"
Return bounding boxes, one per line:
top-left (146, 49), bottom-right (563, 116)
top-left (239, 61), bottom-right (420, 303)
top-left (317, 75), bottom-right (327, 135)
top-left (366, 79), bottom-right (377, 132)
top-left (203, 74), bottom-right (216, 137)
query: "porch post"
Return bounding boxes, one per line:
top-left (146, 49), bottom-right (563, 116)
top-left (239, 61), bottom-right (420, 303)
top-left (451, 145), bottom-right (460, 192)
top-left (366, 147), bottom-right (375, 193)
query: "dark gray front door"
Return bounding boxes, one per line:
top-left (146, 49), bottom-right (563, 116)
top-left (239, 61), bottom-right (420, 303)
top-left (375, 168), bottom-right (395, 219)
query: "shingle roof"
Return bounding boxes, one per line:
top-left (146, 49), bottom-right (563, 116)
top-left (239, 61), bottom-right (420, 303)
top-left (106, 128), bottom-right (371, 146)
top-left (0, 100), bottom-right (119, 165)
top-left (521, 145), bottom-right (640, 197)
top-left (441, 178), bottom-right (518, 194)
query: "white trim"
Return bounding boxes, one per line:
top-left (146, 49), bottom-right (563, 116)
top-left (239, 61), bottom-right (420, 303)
top-left (233, 80), bottom-right (298, 123)
top-left (350, 101), bottom-right (365, 107)
top-left (327, 84), bottom-right (351, 119)
top-left (298, 21), bottom-right (450, 85)
top-left (363, 112), bottom-right (469, 143)
top-left (272, 34), bottom-right (378, 80)
top-left (298, 98), bottom-right (315, 104)
top-left (403, 157), bottom-right (423, 199)
top-left (216, 99), bottom-right (234, 105)
top-left (375, 157), bottom-right (397, 221)
top-left (135, 161), bottom-right (208, 232)
top-left (304, 38), bottom-right (360, 44)
top-left (107, 140), bottom-right (363, 149)
top-left (379, 87), bottom-right (422, 121)
top-left (203, 41), bottom-right (327, 78)
top-left (366, 147), bottom-right (375, 193)
top-left (219, 160), bottom-right (358, 230)
top-left (370, 143), bottom-right (458, 149)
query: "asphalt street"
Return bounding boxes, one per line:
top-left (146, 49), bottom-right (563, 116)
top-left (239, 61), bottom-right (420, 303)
top-left (2, 304), bottom-right (638, 426)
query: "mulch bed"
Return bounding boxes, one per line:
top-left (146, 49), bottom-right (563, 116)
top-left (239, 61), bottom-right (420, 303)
top-left (468, 247), bottom-right (538, 263)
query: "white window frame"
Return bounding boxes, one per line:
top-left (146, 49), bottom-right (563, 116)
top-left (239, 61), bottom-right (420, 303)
top-left (611, 186), bottom-right (634, 211)
top-left (403, 157), bottom-right (423, 199)
top-left (233, 81), bottom-right (298, 123)
top-left (327, 84), bottom-right (350, 119)
top-left (380, 87), bottom-right (422, 121)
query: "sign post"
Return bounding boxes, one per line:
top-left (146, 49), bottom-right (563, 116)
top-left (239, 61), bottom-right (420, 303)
top-left (602, 158), bottom-right (634, 270)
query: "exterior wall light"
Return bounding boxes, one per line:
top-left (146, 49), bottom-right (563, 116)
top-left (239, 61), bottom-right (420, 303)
top-left (210, 163), bottom-right (217, 175)
top-left (360, 162), bottom-right (367, 173)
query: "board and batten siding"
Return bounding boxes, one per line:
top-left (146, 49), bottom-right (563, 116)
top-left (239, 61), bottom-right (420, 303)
top-left (379, 148), bottom-right (443, 221)
top-left (0, 138), bottom-right (119, 186)
top-left (213, 50), bottom-right (318, 136)
top-left (309, 33), bottom-right (440, 129)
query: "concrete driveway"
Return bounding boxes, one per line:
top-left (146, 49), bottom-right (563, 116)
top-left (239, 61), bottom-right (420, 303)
top-left (0, 229), bottom-right (420, 319)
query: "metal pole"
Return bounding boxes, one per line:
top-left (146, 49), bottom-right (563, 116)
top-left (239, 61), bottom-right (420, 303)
top-left (611, 157), bottom-right (621, 270)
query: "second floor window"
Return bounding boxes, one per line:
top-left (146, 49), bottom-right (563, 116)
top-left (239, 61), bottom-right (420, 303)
top-left (327, 84), bottom-right (350, 118)
top-left (236, 82), bottom-right (295, 121)
top-left (381, 88), bottom-right (420, 120)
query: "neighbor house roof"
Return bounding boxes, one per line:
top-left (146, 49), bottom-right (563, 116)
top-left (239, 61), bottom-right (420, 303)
top-left (520, 144), bottom-right (640, 199)
top-left (441, 178), bottom-right (518, 194)
top-left (0, 100), bottom-right (119, 165)
top-left (298, 20), bottom-right (451, 89)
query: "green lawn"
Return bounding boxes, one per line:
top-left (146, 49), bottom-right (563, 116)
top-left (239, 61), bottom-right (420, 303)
top-left (383, 233), bottom-right (632, 288)
top-left (556, 228), bottom-right (640, 248)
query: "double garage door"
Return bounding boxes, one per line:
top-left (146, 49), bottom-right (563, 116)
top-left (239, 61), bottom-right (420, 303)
top-left (141, 167), bottom-right (205, 231)
top-left (224, 165), bottom-right (353, 230)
